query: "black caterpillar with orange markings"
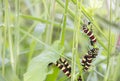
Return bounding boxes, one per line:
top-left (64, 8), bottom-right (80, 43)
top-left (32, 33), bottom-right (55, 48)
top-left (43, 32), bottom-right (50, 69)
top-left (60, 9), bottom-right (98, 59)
top-left (82, 23), bottom-right (96, 46)
top-left (81, 48), bottom-right (99, 71)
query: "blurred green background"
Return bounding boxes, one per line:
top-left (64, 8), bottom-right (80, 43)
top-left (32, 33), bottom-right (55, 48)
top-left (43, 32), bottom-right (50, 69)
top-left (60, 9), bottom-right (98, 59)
top-left (0, 0), bottom-right (120, 81)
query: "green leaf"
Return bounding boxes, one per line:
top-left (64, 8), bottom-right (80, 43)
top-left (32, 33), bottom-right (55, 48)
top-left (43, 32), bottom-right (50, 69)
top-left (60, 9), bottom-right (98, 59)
top-left (24, 41), bottom-right (64, 81)
top-left (45, 67), bottom-right (59, 81)
top-left (57, 76), bottom-right (68, 81)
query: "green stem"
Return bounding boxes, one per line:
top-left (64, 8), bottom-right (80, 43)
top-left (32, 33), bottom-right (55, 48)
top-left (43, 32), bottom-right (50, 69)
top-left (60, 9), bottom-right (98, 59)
top-left (71, 0), bottom-right (80, 81)
top-left (107, 0), bottom-right (112, 70)
top-left (104, 0), bottom-right (112, 81)
top-left (5, 0), bottom-right (15, 72)
top-left (60, 0), bottom-right (69, 46)
top-left (1, 0), bottom-right (5, 76)
top-left (20, 23), bottom-right (37, 42)
top-left (20, 14), bottom-right (67, 29)
top-left (45, 0), bottom-right (55, 45)
top-left (56, 0), bottom-right (75, 18)
top-left (3, 0), bottom-right (16, 73)
top-left (15, 0), bottom-right (20, 74)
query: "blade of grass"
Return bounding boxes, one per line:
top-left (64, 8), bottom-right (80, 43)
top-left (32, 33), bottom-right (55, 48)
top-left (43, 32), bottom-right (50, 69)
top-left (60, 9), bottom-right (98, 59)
top-left (96, 36), bottom-right (108, 51)
top-left (19, 23), bottom-right (37, 43)
top-left (104, 0), bottom-right (112, 81)
top-left (1, 0), bottom-right (6, 76)
top-left (107, 0), bottom-right (112, 69)
top-left (15, 0), bottom-right (20, 75)
top-left (95, 14), bottom-right (119, 29)
top-left (45, 0), bottom-right (55, 45)
top-left (71, 0), bottom-right (81, 80)
top-left (56, 0), bottom-right (75, 18)
top-left (27, 40), bottom-right (36, 65)
top-left (60, 0), bottom-right (69, 46)
top-left (4, 0), bottom-right (15, 72)
top-left (20, 14), bottom-right (73, 31)
top-left (112, 52), bottom-right (120, 81)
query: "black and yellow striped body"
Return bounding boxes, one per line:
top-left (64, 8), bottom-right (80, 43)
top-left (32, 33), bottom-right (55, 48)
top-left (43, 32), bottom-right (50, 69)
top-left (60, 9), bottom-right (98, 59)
top-left (81, 48), bottom-right (99, 71)
top-left (59, 58), bottom-right (71, 73)
top-left (82, 23), bottom-right (97, 46)
top-left (55, 58), bottom-right (71, 78)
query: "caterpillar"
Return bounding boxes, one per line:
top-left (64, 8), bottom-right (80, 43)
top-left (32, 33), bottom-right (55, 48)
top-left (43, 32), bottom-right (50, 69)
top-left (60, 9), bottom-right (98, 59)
top-left (55, 58), bottom-right (71, 78)
top-left (59, 58), bottom-right (71, 73)
top-left (81, 48), bottom-right (99, 71)
top-left (55, 58), bottom-right (82, 81)
top-left (77, 75), bottom-right (82, 81)
top-left (82, 23), bottom-right (96, 46)
top-left (49, 58), bottom-right (83, 81)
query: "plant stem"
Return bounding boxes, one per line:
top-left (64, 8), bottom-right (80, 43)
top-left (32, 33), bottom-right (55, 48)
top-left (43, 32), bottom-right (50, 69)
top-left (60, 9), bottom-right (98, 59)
top-left (15, 0), bottom-right (20, 74)
top-left (71, 0), bottom-right (80, 80)
top-left (104, 0), bottom-right (112, 81)
top-left (5, 0), bottom-right (15, 72)
top-left (60, 0), bottom-right (69, 46)
top-left (1, 0), bottom-right (5, 76)
top-left (45, 0), bottom-right (55, 45)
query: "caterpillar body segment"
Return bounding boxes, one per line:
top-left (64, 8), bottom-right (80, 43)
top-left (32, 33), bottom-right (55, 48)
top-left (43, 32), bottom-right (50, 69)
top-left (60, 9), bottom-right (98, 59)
top-left (55, 58), bottom-right (71, 78)
top-left (81, 48), bottom-right (99, 71)
top-left (77, 76), bottom-right (82, 81)
top-left (82, 24), bottom-right (97, 46)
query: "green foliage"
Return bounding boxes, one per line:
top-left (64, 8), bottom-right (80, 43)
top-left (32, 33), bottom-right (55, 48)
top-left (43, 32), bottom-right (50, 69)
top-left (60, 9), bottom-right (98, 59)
top-left (24, 41), bottom-right (64, 81)
top-left (45, 67), bottom-right (59, 81)
top-left (0, 0), bottom-right (120, 81)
